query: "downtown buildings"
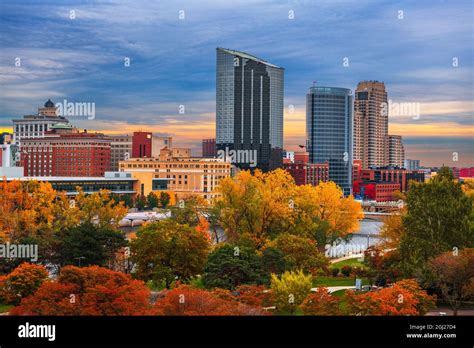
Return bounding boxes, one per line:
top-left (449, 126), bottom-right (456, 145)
top-left (306, 86), bottom-right (353, 195)
top-left (216, 47), bottom-right (284, 171)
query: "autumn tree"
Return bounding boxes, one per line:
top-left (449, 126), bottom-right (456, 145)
top-left (131, 220), bottom-right (211, 288)
top-left (10, 265), bottom-right (151, 315)
top-left (428, 248), bottom-right (474, 315)
top-left (152, 285), bottom-right (266, 316)
top-left (363, 247), bottom-right (403, 286)
top-left (233, 284), bottom-right (274, 308)
top-left (270, 270), bottom-right (312, 315)
top-left (0, 263), bottom-right (49, 305)
top-left (269, 233), bottom-right (328, 275)
top-left (301, 287), bottom-right (341, 315)
top-left (380, 211), bottom-right (406, 249)
top-left (400, 167), bottom-right (474, 275)
top-left (202, 244), bottom-right (265, 289)
top-left (344, 281), bottom-right (435, 316)
top-left (169, 195), bottom-right (208, 227)
top-left (215, 170), bottom-right (363, 250)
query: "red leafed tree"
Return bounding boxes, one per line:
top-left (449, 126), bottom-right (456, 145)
top-left (152, 285), bottom-right (267, 316)
top-left (234, 284), bottom-right (273, 308)
top-left (344, 281), bottom-right (435, 316)
top-left (301, 288), bottom-right (341, 315)
top-left (10, 265), bottom-right (151, 315)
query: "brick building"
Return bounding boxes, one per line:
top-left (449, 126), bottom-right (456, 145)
top-left (21, 125), bottom-right (110, 177)
top-left (283, 152), bottom-right (329, 186)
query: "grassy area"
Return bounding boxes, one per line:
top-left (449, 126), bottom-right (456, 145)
top-left (331, 257), bottom-right (366, 269)
top-left (313, 276), bottom-right (369, 287)
top-left (0, 303), bottom-right (13, 313)
top-left (330, 289), bottom-right (347, 297)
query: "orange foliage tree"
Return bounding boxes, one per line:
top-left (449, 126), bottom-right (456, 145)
top-left (0, 263), bottom-right (49, 305)
top-left (301, 288), bottom-right (341, 315)
top-left (344, 280), bottom-right (435, 316)
top-left (152, 285), bottom-right (267, 316)
top-left (10, 266), bottom-right (151, 315)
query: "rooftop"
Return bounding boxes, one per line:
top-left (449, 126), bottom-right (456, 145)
top-left (217, 47), bottom-right (283, 69)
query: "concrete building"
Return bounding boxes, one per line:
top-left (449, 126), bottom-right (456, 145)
top-left (360, 168), bottom-right (425, 192)
top-left (119, 150), bottom-right (231, 200)
top-left (354, 81), bottom-right (388, 169)
top-left (107, 134), bottom-right (133, 171)
top-left (306, 86), bottom-right (353, 195)
top-left (216, 47), bottom-right (284, 171)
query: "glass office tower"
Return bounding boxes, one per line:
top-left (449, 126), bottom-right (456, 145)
top-left (306, 86), bottom-right (353, 195)
top-left (216, 47), bottom-right (284, 171)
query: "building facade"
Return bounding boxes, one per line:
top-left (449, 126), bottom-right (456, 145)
top-left (21, 126), bottom-right (111, 177)
top-left (119, 153), bottom-right (231, 200)
top-left (12, 99), bottom-right (69, 146)
top-left (216, 47), bottom-right (284, 171)
top-left (353, 81), bottom-right (388, 169)
top-left (306, 86), bottom-right (353, 195)
top-left (360, 168), bottom-right (424, 192)
top-left (387, 135), bottom-right (405, 168)
top-left (108, 134), bottom-right (133, 171)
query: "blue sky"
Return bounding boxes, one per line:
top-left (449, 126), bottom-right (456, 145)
top-left (0, 0), bottom-right (473, 166)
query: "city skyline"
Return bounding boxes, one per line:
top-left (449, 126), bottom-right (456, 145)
top-left (0, 0), bottom-right (473, 166)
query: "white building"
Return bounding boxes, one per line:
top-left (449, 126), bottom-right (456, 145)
top-left (12, 99), bottom-right (69, 146)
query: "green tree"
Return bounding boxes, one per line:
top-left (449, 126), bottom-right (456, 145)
top-left (400, 167), bottom-right (474, 274)
top-left (271, 270), bottom-right (312, 315)
top-left (262, 247), bottom-right (287, 276)
top-left (57, 222), bottom-right (128, 267)
top-left (147, 192), bottom-right (159, 209)
top-left (269, 233), bottom-right (328, 274)
top-left (131, 220), bottom-right (211, 288)
top-left (159, 192), bottom-right (171, 208)
top-left (169, 196), bottom-right (207, 227)
top-left (202, 244), bottom-right (265, 290)
top-left (135, 195), bottom-right (147, 211)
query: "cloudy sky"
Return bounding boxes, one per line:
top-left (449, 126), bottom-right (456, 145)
top-left (0, 0), bottom-right (472, 166)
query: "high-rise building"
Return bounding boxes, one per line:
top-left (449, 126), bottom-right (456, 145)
top-left (202, 138), bottom-right (217, 157)
top-left (152, 136), bottom-right (172, 156)
top-left (354, 81), bottom-right (388, 169)
top-left (12, 99), bottom-right (69, 146)
top-left (387, 135), bottom-right (405, 168)
top-left (306, 86), bottom-right (353, 195)
top-left (404, 159), bottom-right (420, 171)
top-left (21, 125), bottom-right (110, 177)
top-left (216, 47), bottom-right (284, 171)
top-left (107, 134), bottom-right (133, 171)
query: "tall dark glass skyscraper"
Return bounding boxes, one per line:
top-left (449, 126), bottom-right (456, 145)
top-left (216, 48), bottom-right (284, 171)
top-left (306, 86), bottom-right (353, 195)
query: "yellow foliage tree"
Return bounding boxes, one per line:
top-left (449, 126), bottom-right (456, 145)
top-left (215, 169), bottom-right (363, 249)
